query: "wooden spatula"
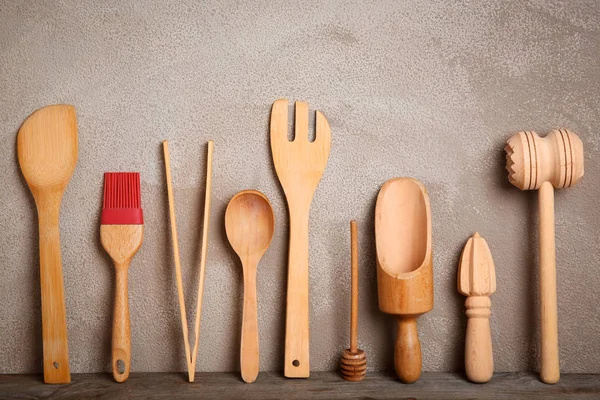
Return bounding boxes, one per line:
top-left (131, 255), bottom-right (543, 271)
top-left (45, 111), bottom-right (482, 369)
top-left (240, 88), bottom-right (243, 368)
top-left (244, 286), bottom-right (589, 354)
top-left (17, 104), bottom-right (78, 384)
top-left (270, 99), bottom-right (331, 378)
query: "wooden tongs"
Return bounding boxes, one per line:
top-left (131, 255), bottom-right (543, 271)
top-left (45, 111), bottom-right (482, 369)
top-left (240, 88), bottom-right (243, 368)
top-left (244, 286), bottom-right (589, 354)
top-left (162, 140), bottom-right (214, 382)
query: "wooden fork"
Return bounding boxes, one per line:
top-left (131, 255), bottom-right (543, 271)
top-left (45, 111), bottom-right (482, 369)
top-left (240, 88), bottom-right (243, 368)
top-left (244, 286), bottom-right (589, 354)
top-left (270, 99), bottom-right (331, 378)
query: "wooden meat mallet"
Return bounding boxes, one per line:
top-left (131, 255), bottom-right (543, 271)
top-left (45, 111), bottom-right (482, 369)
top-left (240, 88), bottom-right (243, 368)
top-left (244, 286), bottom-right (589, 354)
top-left (505, 129), bottom-right (584, 384)
top-left (458, 232), bottom-right (496, 383)
top-left (339, 220), bottom-right (366, 381)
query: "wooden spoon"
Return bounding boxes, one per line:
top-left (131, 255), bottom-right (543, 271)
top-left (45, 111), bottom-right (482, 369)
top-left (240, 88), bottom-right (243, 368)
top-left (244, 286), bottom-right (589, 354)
top-left (375, 177), bottom-right (433, 383)
top-left (17, 104), bottom-right (78, 384)
top-left (225, 190), bottom-right (275, 383)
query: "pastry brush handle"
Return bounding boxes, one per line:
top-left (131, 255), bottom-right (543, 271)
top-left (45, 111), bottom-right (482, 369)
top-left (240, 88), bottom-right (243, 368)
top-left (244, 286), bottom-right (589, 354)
top-left (395, 316), bottom-right (421, 383)
top-left (112, 264), bottom-right (131, 383)
top-left (539, 181), bottom-right (560, 384)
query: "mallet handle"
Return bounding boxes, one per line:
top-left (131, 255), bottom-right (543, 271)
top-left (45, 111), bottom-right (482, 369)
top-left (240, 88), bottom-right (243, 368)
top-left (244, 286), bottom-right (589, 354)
top-left (539, 181), bottom-right (559, 384)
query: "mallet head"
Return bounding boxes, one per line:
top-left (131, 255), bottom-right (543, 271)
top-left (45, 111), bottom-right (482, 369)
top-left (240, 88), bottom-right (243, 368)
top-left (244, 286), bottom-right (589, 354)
top-left (505, 129), bottom-right (584, 190)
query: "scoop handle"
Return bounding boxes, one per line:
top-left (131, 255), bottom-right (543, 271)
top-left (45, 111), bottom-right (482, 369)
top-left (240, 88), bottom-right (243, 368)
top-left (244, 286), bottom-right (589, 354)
top-left (539, 181), bottom-right (560, 384)
top-left (37, 194), bottom-right (71, 384)
top-left (394, 316), bottom-right (421, 383)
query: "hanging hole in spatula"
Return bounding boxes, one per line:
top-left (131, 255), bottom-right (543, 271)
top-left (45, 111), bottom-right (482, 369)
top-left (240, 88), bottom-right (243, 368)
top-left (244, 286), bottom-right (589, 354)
top-left (116, 359), bottom-right (126, 374)
top-left (292, 360), bottom-right (300, 367)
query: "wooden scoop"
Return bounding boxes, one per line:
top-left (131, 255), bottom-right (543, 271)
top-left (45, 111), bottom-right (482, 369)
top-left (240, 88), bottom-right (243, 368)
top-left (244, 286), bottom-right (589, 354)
top-left (375, 177), bottom-right (433, 383)
top-left (17, 104), bottom-right (78, 384)
top-left (225, 190), bottom-right (275, 383)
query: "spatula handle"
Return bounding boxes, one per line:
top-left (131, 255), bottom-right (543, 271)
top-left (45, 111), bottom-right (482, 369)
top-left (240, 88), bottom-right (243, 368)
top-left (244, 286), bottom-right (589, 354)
top-left (37, 197), bottom-right (71, 384)
top-left (394, 316), bottom-right (421, 383)
top-left (539, 181), bottom-right (560, 384)
top-left (112, 265), bottom-right (131, 383)
top-left (284, 210), bottom-right (310, 378)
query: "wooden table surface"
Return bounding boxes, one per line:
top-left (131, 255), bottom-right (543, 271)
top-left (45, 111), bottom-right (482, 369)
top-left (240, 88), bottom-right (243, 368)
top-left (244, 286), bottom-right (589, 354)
top-left (1, 371), bottom-right (599, 399)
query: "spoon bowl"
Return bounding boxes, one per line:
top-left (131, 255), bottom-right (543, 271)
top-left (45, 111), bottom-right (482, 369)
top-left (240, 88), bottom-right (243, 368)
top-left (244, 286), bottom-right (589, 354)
top-left (225, 190), bottom-right (275, 383)
top-left (225, 190), bottom-right (275, 258)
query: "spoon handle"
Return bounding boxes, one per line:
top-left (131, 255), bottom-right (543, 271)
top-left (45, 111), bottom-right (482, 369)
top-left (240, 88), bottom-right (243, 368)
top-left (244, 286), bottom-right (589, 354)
top-left (241, 263), bottom-right (259, 383)
top-left (37, 195), bottom-right (71, 384)
top-left (394, 316), bottom-right (421, 383)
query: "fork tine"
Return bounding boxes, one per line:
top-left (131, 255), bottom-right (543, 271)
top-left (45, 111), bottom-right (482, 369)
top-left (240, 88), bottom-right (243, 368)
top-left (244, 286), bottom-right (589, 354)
top-left (295, 101), bottom-right (309, 142)
top-left (315, 110), bottom-right (331, 148)
top-left (271, 99), bottom-right (289, 142)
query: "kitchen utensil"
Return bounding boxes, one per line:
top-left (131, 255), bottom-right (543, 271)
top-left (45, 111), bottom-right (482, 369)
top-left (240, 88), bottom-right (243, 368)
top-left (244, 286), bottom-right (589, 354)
top-left (375, 177), bottom-right (433, 383)
top-left (100, 172), bottom-right (144, 383)
top-left (458, 232), bottom-right (496, 383)
top-left (163, 140), bottom-right (214, 382)
top-left (225, 190), bottom-right (275, 383)
top-left (340, 220), bottom-right (366, 382)
top-left (506, 129), bottom-right (584, 384)
top-left (270, 99), bottom-right (331, 378)
top-left (17, 104), bottom-right (77, 384)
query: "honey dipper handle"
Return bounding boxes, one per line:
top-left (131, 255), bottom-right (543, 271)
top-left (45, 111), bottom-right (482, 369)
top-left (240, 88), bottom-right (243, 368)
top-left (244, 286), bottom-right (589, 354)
top-left (395, 317), bottom-right (422, 383)
top-left (350, 220), bottom-right (358, 352)
top-left (464, 296), bottom-right (493, 383)
top-left (539, 181), bottom-right (560, 384)
top-left (112, 264), bottom-right (131, 383)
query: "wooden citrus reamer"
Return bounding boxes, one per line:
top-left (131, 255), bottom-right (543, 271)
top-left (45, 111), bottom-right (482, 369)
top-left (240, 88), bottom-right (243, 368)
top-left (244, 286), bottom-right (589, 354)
top-left (270, 99), bottom-right (331, 377)
top-left (458, 232), bottom-right (496, 383)
top-left (17, 105), bottom-right (77, 384)
top-left (339, 220), bottom-right (366, 381)
top-left (375, 178), bottom-right (433, 383)
top-left (505, 129), bottom-right (584, 384)
top-left (163, 140), bottom-right (214, 382)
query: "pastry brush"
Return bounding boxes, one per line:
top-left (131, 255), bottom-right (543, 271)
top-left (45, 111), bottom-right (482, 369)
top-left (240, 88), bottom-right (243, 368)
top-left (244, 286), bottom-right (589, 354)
top-left (100, 172), bottom-right (144, 383)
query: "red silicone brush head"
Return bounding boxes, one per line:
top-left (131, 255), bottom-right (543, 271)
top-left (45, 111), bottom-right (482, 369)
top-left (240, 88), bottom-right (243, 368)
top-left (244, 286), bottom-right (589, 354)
top-left (101, 172), bottom-right (144, 225)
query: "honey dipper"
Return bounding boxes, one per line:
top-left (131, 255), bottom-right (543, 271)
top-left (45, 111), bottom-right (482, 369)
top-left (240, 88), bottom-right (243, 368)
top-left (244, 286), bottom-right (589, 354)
top-left (458, 232), bottom-right (496, 383)
top-left (505, 129), bottom-right (584, 384)
top-left (339, 220), bottom-right (366, 381)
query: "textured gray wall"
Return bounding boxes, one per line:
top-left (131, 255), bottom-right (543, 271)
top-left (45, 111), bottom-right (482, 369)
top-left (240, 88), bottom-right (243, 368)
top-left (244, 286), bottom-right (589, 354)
top-left (1, 0), bottom-right (599, 375)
